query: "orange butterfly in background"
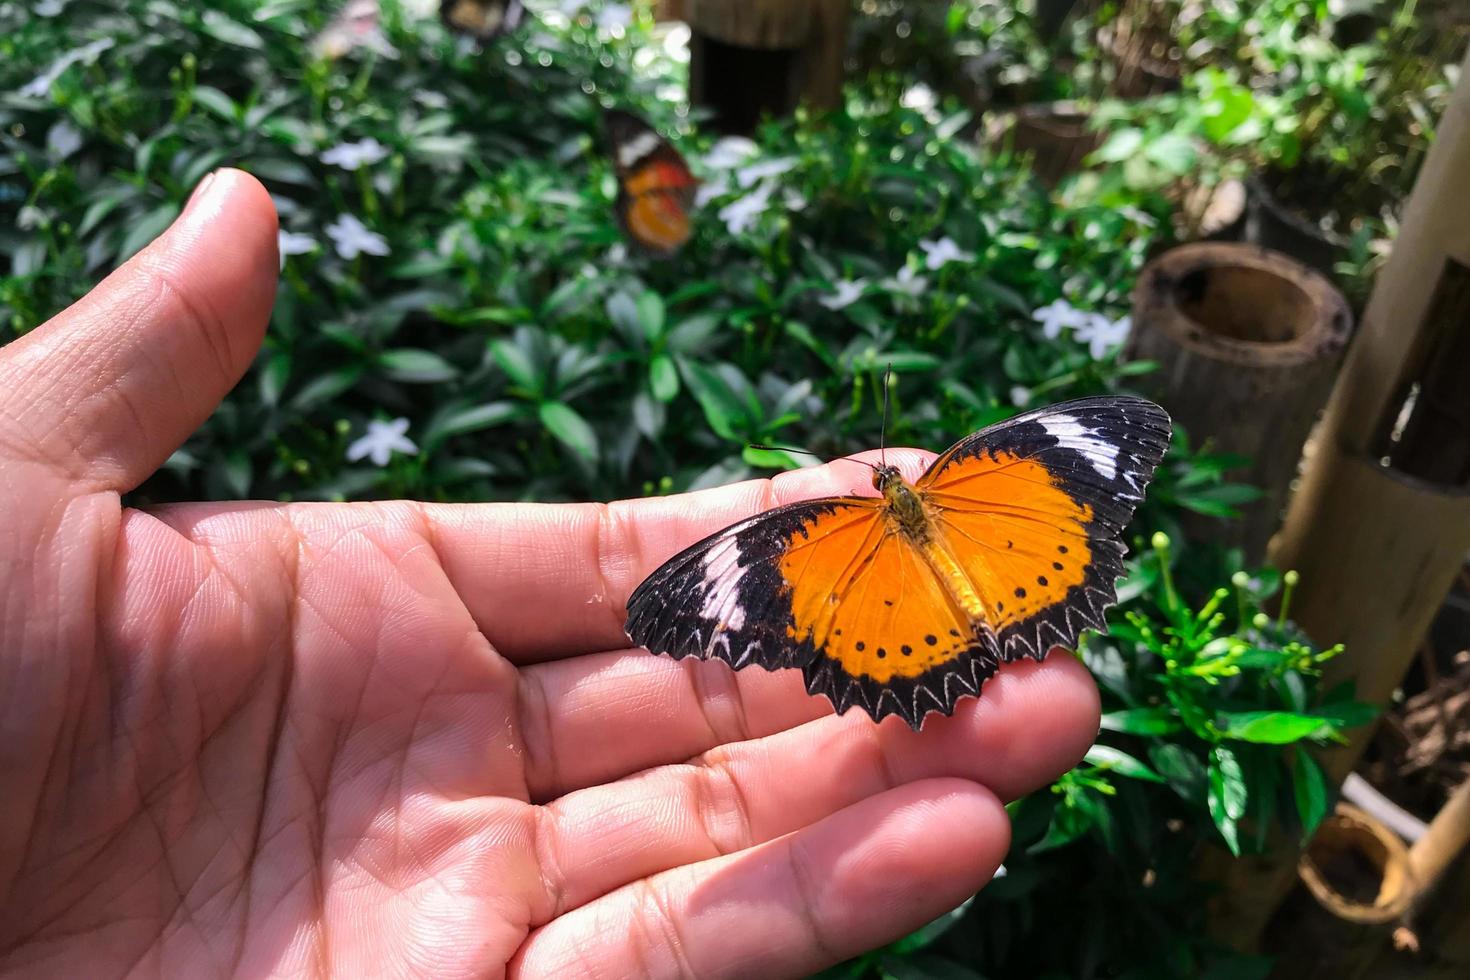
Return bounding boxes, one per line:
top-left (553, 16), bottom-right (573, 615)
top-left (625, 397), bottom-right (1172, 729)
top-left (603, 109), bottom-right (699, 256)
top-left (440, 0), bottom-right (523, 41)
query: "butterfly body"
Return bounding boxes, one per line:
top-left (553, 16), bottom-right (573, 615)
top-left (626, 397), bottom-right (1171, 729)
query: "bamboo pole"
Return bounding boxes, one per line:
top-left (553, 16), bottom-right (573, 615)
top-left (1209, 45), bottom-right (1470, 953)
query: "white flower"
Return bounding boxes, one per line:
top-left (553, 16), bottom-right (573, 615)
top-left (597, 3), bottom-right (631, 32)
top-left (704, 136), bottom-right (759, 170)
top-left (694, 173), bottom-right (730, 208)
top-left (782, 187), bottom-right (808, 212)
top-left (718, 182), bottom-right (773, 235)
top-left (606, 242), bottom-right (628, 265)
top-left (1074, 313), bottom-right (1132, 359)
top-left (320, 137), bottom-right (390, 171)
top-left (1030, 297), bottom-right (1086, 340)
top-left (735, 156), bottom-right (797, 188)
top-left (1010, 386), bottom-right (1031, 407)
top-left (277, 229), bottom-right (318, 268)
top-left (46, 120), bottom-right (83, 159)
top-left (918, 236), bottom-right (974, 270)
top-left (900, 82), bottom-right (938, 114)
top-left (347, 417), bottom-right (418, 467)
top-left (17, 206), bottom-right (46, 231)
top-left (819, 278), bottom-right (868, 311)
top-left (883, 264), bottom-right (929, 298)
top-left (993, 863), bottom-right (1008, 880)
top-left (325, 213), bottom-right (390, 259)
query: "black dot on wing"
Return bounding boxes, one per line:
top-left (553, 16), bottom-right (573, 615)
top-left (834, 628), bottom-right (842, 636)
top-left (1058, 545), bottom-right (1069, 554)
top-left (901, 645), bottom-right (912, 655)
top-left (1038, 575), bottom-right (1049, 586)
top-left (883, 599), bottom-right (894, 606)
top-left (949, 629), bottom-right (961, 637)
top-left (1015, 587), bottom-right (1027, 598)
top-left (925, 634), bottom-right (938, 645)
top-left (877, 648), bottom-right (887, 659)
top-left (996, 600), bottom-right (1005, 612)
top-left (856, 641), bottom-right (866, 651)
top-left (1006, 540), bottom-right (1014, 549)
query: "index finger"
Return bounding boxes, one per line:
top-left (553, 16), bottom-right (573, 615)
top-left (420, 449), bottom-right (935, 664)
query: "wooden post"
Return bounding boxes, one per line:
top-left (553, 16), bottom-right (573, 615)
top-left (685, 0), bottom-right (849, 134)
top-left (1205, 45), bottom-right (1470, 953)
top-left (1125, 242), bottom-right (1352, 561)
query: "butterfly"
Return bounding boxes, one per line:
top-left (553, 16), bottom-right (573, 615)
top-left (625, 396), bottom-right (1171, 729)
top-left (440, 0), bottom-right (523, 41)
top-left (604, 109), bottom-right (699, 256)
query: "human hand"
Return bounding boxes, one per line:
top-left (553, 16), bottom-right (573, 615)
top-left (0, 170), bottom-right (1100, 978)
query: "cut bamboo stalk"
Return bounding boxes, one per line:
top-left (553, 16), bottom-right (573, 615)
top-left (1408, 778), bottom-right (1470, 889)
top-left (1126, 242), bottom-right (1351, 561)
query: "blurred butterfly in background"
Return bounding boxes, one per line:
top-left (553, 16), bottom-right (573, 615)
top-left (603, 109), bottom-right (699, 256)
top-left (440, 0), bottom-right (524, 41)
top-left (312, 0), bottom-right (396, 60)
top-left (626, 397), bottom-right (1171, 729)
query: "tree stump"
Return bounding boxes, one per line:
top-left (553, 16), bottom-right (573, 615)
top-left (1126, 242), bottom-right (1352, 562)
top-left (685, 0), bottom-right (848, 134)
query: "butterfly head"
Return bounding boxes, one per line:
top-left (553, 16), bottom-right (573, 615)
top-left (872, 464), bottom-right (904, 494)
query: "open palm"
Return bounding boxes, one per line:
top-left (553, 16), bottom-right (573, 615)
top-left (0, 171), bottom-right (1100, 979)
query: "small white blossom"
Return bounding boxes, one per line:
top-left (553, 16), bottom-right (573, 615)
top-left (735, 156), bottom-right (797, 188)
top-left (347, 417), bottom-right (418, 467)
top-left (704, 136), bottom-right (759, 170)
top-left (819, 278), bottom-right (868, 311)
top-left (782, 187), bottom-right (808, 212)
top-left (993, 863), bottom-right (1008, 879)
top-left (277, 229), bottom-right (318, 268)
top-left (596, 3), bottom-right (631, 32)
top-left (1074, 313), bottom-right (1132, 359)
top-left (320, 137), bottom-right (390, 171)
top-left (883, 264), bottom-right (929, 298)
top-left (325, 213), bottom-right (390, 259)
top-left (900, 82), bottom-right (938, 115)
top-left (919, 236), bottom-right (974, 270)
top-left (17, 206), bottom-right (46, 230)
top-left (46, 120), bottom-right (83, 159)
top-left (718, 182), bottom-right (773, 235)
top-left (1031, 297), bottom-right (1086, 340)
top-left (606, 242), bottom-right (628, 264)
top-left (1010, 386), bottom-right (1031, 407)
top-left (694, 173), bottom-right (731, 208)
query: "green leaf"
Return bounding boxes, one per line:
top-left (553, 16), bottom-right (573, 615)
top-left (1293, 751), bottom-right (1331, 840)
top-left (191, 86), bottom-right (239, 122)
top-left (742, 446), bottom-right (803, 470)
top-left (1209, 745), bottom-right (1247, 855)
top-left (1150, 743), bottom-right (1207, 804)
top-left (649, 354), bottom-right (679, 403)
top-left (1143, 133), bottom-right (1196, 174)
top-left (665, 313), bottom-right (723, 354)
top-left (1099, 706), bottom-right (1181, 735)
top-left (1218, 711), bottom-right (1331, 744)
top-left (200, 11), bottom-right (265, 49)
top-left (1085, 745), bottom-right (1165, 782)
top-left (605, 291), bottom-right (640, 341)
top-left (289, 366), bottom-right (362, 411)
top-left (259, 350), bottom-right (290, 406)
top-left (424, 401), bottom-right (519, 446)
top-left (680, 360), bottom-right (744, 442)
top-left (538, 401), bottom-right (598, 461)
top-left (379, 348), bottom-right (459, 383)
top-left (636, 290), bottom-right (666, 343)
top-left (888, 896), bottom-right (976, 954)
top-left (117, 202), bottom-right (181, 261)
top-left (1092, 127), bottom-right (1144, 163)
top-left (491, 340), bottom-right (541, 393)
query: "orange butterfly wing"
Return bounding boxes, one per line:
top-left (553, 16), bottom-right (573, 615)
top-left (625, 396), bottom-right (1170, 729)
top-left (604, 110), bottom-right (697, 256)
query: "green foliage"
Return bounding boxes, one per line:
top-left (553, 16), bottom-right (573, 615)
top-left (834, 544), bottom-right (1374, 979)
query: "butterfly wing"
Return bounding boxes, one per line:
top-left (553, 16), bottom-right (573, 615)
top-left (604, 109), bottom-right (698, 255)
top-left (626, 494), bottom-right (994, 728)
top-left (918, 396), bottom-right (1171, 664)
top-left (440, 0), bottom-right (523, 40)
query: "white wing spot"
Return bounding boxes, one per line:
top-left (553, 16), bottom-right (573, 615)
top-left (699, 535), bottom-right (747, 633)
top-left (618, 131), bottom-right (662, 168)
top-left (1040, 413), bottom-right (1119, 481)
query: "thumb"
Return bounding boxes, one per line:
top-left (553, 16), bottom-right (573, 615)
top-left (0, 168), bottom-right (278, 493)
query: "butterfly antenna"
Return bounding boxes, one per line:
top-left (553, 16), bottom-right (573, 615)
top-left (879, 363), bottom-right (893, 468)
top-left (748, 444), bottom-right (882, 474)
